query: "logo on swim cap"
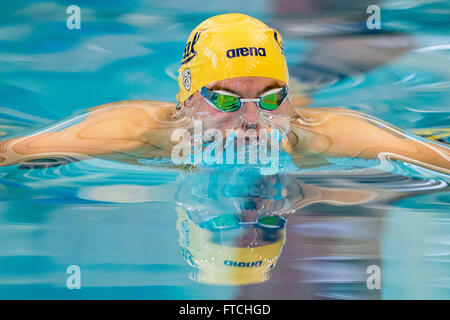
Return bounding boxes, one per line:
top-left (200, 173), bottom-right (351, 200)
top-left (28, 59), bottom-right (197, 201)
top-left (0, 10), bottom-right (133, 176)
top-left (226, 47), bottom-right (266, 59)
top-left (182, 68), bottom-right (191, 91)
top-left (273, 29), bottom-right (284, 53)
top-left (224, 260), bottom-right (263, 267)
top-left (181, 31), bottom-right (201, 65)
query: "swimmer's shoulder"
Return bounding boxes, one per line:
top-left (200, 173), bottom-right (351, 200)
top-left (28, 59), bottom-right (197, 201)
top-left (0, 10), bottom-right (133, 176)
top-left (295, 106), bottom-right (359, 123)
top-left (86, 100), bottom-right (184, 124)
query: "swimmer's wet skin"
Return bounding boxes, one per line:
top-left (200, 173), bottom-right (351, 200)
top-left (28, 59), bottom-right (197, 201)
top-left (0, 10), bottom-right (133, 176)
top-left (0, 13), bottom-right (449, 173)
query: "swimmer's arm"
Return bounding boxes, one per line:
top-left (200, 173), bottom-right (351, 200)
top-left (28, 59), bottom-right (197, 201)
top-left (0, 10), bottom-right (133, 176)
top-left (0, 101), bottom-right (174, 166)
top-left (290, 109), bottom-right (450, 173)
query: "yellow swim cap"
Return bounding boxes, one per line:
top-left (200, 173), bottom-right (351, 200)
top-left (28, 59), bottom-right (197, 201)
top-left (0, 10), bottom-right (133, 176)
top-left (176, 206), bottom-right (286, 285)
top-left (177, 13), bottom-right (289, 103)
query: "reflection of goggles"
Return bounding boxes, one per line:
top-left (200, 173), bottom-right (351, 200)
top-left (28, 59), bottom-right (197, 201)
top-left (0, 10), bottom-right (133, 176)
top-left (200, 86), bottom-right (288, 112)
top-left (198, 214), bottom-right (286, 230)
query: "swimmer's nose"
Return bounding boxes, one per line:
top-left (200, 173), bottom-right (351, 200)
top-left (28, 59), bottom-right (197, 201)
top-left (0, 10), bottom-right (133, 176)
top-left (241, 101), bottom-right (260, 130)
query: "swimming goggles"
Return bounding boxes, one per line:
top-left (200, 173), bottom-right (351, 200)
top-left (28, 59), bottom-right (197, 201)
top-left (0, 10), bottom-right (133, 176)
top-left (200, 86), bottom-right (288, 112)
top-left (198, 214), bottom-right (286, 231)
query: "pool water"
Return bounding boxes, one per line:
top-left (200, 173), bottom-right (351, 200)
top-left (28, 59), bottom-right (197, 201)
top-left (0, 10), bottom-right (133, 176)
top-left (0, 0), bottom-right (449, 299)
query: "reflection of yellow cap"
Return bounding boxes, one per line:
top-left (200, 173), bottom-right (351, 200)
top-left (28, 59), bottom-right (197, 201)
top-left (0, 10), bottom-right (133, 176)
top-left (177, 13), bottom-right (289, 103)
top-left (176, 207), bottom-right (286, 285)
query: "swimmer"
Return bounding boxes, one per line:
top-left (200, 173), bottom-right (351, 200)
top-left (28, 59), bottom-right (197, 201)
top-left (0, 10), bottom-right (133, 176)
top-left (0, 13), bottom-right (449, 173)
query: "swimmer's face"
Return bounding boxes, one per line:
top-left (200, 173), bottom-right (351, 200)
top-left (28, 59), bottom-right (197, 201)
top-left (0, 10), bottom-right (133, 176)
top-left (183, 77), bottom-right (296, 134)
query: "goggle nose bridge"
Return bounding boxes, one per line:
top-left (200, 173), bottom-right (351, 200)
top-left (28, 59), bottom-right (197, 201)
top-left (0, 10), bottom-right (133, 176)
top-left (240, 98), bottom-right (261, 103)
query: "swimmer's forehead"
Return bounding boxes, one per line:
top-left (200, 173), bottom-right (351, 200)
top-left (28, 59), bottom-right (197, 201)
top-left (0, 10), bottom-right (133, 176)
top-left (206, 77), bottom-right (286, 97)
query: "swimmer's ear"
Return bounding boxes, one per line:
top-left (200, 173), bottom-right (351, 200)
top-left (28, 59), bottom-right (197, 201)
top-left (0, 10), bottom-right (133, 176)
top-left (176, 100), bottom-right (188, 110)
top-left (178, 95), bottom-right (194, 110)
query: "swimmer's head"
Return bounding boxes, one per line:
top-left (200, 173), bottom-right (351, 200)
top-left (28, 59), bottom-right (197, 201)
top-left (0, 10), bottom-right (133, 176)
top-left (177, 13), bottom-right (289, 104)
top-left (176, 206), bottom-right (286, 285)
top-left (177, 14), bottom-right (295, 137)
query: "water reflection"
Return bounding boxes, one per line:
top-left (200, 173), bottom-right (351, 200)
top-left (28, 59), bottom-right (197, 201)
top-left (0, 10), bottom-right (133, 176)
top-left (176, 205), bottom-right (286, 285)
top-left (172, 166), bottom-right (399, 288)
top-left (0, 148), bottom-right (448, 298)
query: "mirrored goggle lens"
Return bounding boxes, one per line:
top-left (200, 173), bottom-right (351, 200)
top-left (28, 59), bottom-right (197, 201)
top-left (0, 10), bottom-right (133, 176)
top-left (214, 94), bottom-right (241, 112)
top-left (257, 215), bottom-right (286, 229)
top-left (199, 214), bottom-right (240, 230)
top-left (202, 87), bottom-right (240, 112)
top-left (259, 87), bottom-right (288, 111)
